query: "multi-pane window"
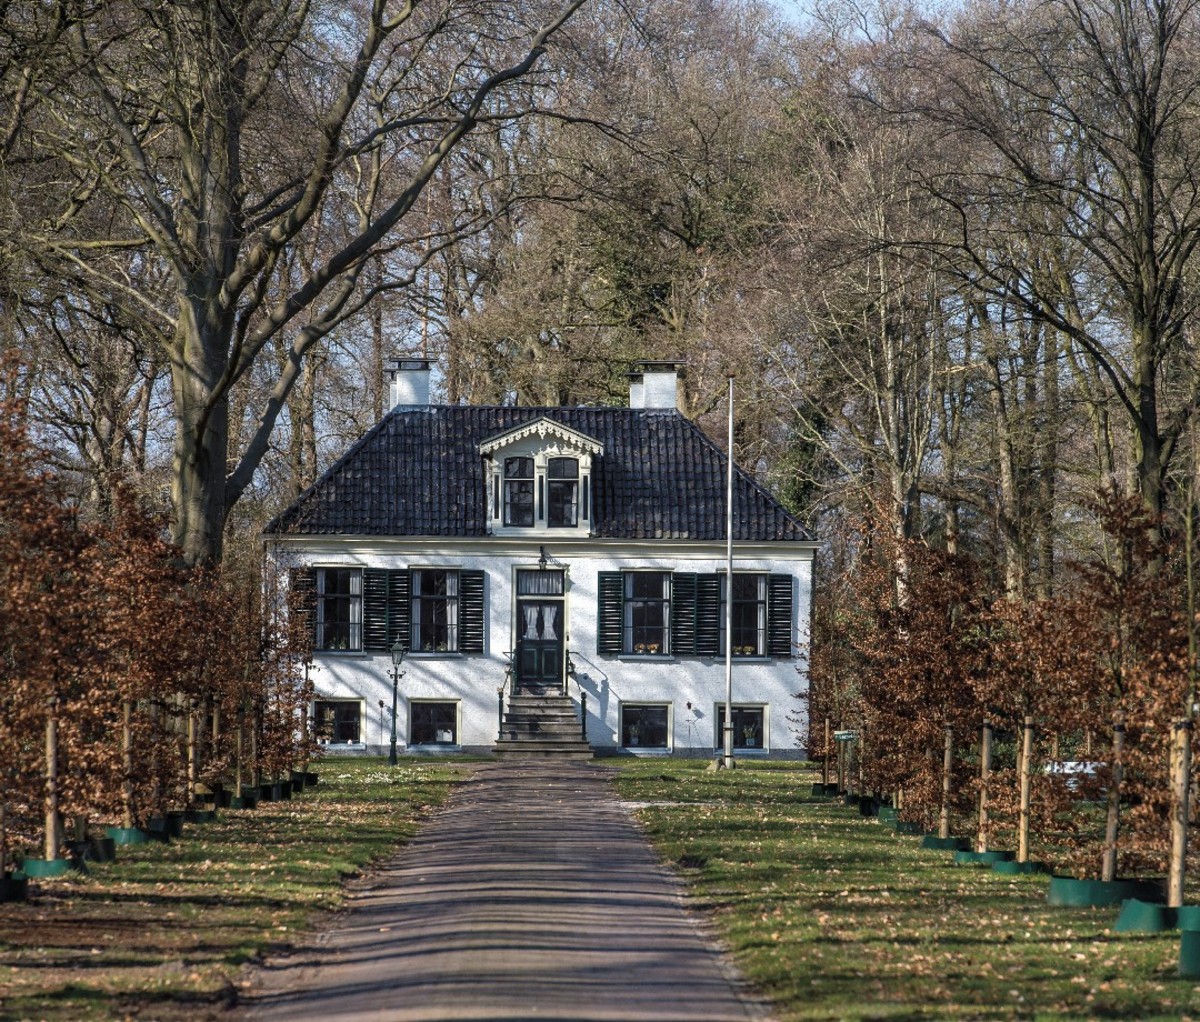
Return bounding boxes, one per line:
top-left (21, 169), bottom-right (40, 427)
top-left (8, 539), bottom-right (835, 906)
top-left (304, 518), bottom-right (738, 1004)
top-left (624, 572), bottom-right (670, 655)
top-left (504, 457), bottom-right (534, 526)
top-left (546, 457), bottom-right (578, 527)
top-left (621, 704), bottom-right (670, 749)
top-left (716, 705), bottom-right (765, 749)
top-left (722, 573), bottom-right (767, 656)
top-left (314, 700), bottom-right (362, 744)
top-left (411, 702), bottom-right (458, 745)
top-left (316, 568), bottom-right (362, 650)
top-left (411, 570), bottom-right (459, 652)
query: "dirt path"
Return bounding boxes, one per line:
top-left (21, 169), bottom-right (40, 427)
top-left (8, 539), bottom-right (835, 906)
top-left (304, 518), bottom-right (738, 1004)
top-left (236, 760), bottom-right (770, 1022)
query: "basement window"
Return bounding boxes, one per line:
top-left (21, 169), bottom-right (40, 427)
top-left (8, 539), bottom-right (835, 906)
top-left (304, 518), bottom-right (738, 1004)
top-left (314, 700), bottom-right (363, 744)
top-left (621, 704), bottom-right (670, 750)
top-left (411, 701), bottom-right (459, 745)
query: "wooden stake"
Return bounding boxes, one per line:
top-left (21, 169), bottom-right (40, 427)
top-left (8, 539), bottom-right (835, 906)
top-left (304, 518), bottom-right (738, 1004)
top-left (939, 725), bottom-right (953, 840)
top-left (122, 700), bottom-right (134, 829)
top-left (44, 698), bottom-right (59, 862)
top-left (235, 706), bottom-right (245, 797)
top-left (186, 703), bottom-right (197, 805)
top-left (977, 721), bottom-right (993, 853)
top-left (1168, 720), bottom-right (1193, 908)
top-left (836, 729), bottom-right (846, 794)
top-left (1018, 715), bottom-right (1034, 863)
top-left (1102, 715), bottom-right (1125, 883)
top-left (251, 703), bottom-right (262, 787)
top-left (823, 717), bottom-right (831, 787)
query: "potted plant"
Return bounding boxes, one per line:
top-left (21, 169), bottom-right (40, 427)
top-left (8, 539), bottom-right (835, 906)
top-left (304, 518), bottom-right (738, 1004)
top-left (628, 724), bottom-right (640, 747)
top-left (743, 724), bottom-right (757, 748)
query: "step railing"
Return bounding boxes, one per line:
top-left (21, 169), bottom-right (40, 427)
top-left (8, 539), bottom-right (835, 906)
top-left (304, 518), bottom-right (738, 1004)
top-left (497, 652), bottom-right (513, 742)
top-left (567, 652), bottom-right (586, 741)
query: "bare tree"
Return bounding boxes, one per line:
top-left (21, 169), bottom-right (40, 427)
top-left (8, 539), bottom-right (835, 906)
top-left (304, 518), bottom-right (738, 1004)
top-left (2, 0), bottom-right (588, 565)
top-left (910, 0), bottom-right (1200, 528)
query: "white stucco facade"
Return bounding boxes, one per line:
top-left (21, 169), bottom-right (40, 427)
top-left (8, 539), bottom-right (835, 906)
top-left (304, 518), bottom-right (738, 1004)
top-left (268, 535), bottom-right (815, 758)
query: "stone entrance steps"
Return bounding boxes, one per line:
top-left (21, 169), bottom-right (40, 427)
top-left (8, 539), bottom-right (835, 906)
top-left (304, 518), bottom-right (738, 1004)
top-left (493, 690), bottom-right (593, 760)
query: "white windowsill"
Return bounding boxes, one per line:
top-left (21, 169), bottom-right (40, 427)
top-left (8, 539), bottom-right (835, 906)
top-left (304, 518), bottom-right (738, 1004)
top-left (618, 655), bottom-right (678, 663)
top-left (408, 652), bottom-right (465, 659)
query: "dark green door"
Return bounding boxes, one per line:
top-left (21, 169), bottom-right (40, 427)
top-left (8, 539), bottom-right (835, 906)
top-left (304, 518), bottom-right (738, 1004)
top-left (516, 599), bottom-right (563, 688)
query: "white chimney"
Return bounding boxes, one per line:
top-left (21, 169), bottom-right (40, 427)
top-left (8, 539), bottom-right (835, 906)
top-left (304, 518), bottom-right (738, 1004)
top-left (388, 357), bottom-right (432, 409)
top-left (628, 361), bottom-right (683, 410)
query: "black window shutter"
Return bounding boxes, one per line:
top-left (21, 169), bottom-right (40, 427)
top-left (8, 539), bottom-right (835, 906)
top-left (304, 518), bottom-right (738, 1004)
top-left (289, 567), bottom-right (316, 644)
top-left (597, 571), bottom-right (624, 655)
top-left (388, 569), bottom-right (411, 651)
top-left (363, 568), bottom-right (390, 652)
top-left (459, 570), bottom-right (485, 653)
top-left (670, 573), bottom-right (698, 655)
top-left (695, 574), bottom-right (722, 656)
top-left (767, 573), bottom-right (794, 657)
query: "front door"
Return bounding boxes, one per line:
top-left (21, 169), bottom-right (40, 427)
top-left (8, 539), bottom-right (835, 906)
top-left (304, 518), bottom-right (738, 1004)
top-left (515, 570), bottom-right (565, 691)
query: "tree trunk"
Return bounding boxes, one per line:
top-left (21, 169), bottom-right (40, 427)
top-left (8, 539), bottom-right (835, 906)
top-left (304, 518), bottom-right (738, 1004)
top-left (1168, 720), bottom-right (1192, 908)
top-left (1102, 717), bottom-right (1125, 882)
top-left (1036, 329), bottom-right (1059, 599)
top-left (988, 351), bottom-right (1024, 598)
top-left (1018, 715), bottom-right (1034, 863)
top-left (977, 721), bottom-right (992, 853)
top-left (1132, 320), bottom-right (1165, 525)
top-left (170, 310), bottom-right (232, 567)
top-left (939, 725), bottom-right (953, 840)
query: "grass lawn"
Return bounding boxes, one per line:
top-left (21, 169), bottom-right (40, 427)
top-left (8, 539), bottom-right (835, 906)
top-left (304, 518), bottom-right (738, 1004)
top-left (611, 759), bottom-right (1200, 1021)
top-left (0, 757), bottom-right (474, 1021)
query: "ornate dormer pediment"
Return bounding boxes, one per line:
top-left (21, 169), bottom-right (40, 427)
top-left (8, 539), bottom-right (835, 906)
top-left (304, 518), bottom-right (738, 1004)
top-left (479, 418), bottom-right (601, 537)
top-left (479, 417), bottom-right (604, 458)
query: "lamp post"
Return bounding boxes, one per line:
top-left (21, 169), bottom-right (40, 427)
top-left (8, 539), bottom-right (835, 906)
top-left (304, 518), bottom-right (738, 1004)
top-left (389, 640), bottom-right (406, 766)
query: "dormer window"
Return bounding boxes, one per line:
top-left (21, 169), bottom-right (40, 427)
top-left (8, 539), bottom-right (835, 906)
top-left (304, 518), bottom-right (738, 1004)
top-left (547, 458), bottom-right (578, 527)
top-left (480, 418), bottom-right (602, 537)
top-left (504, 457), bottom-right (535, 526)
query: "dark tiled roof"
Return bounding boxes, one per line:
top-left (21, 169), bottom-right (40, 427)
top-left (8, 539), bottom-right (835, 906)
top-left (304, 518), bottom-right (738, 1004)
top-left (265, 406), bottom-right (813, 542)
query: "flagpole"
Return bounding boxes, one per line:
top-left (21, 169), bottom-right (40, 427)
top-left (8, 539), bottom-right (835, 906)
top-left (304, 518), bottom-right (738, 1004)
top-left (724, 374), bottom-right (735, 770)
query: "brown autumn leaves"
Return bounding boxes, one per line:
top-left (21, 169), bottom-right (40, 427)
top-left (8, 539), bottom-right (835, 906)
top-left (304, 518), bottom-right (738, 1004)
top-left (0, 387), bottom-right (314, 865)
top-left (810, 493), bottom-right (1196, 881)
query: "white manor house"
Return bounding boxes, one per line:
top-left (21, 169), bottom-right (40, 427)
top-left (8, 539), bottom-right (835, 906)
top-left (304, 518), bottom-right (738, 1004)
top-left (265, 361), bottom-right (815, 759)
